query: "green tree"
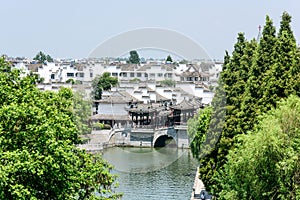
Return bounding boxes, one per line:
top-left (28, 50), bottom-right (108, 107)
top-left (291, 46), bottom-right (300, 94)
top-left (217, 37), bottom-right (257, 174)
top-left (92, 72), bottom-right (118, 100)
top-left (33, 51), bottom-right (54, 63)
top-left (196, 12), bottom-right (300, 195)
top-left (0, 57), bottom-right (121, 199)
top-left (128, 50), bottom-right (140, 64)
top-left (179, 59), bottom-right (188, 64)
top-left (28, 71), bottom-right (45, 84)
top-left (235, 39), bottom-right (257, 132)
top-left (73, 90), bottom-right (92, 135)
top-left (216, 95), bottom-right (300, 200)
top-left (66, 78), bottom-right (75, 84)
top-left (240, 15), bottom-right (277, 131)
top-left (263, 12), bottom-right (300, 107)
top-left (195, 33), bottom-right (252, 191)
top-left (197, 59), bottom-right (227, 191)
top-left (188, 106), bottom-right (212, 158)
top-left (46, 54), bottom-right (54, 62)
top-left (222, 33), bottom-right (248, 138)
top-left (166, 55), bottom-right (173, 62)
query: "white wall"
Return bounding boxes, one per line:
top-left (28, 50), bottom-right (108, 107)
top-left (98, 103), bottom-right (128, 115)
top-left (13, 62), bottom-right (30, 77)
top-left (81, 62), bottom-right (105, 82)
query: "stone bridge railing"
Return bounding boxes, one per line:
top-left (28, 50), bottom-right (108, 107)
top-left (81, 125), bottom-right (189, 150)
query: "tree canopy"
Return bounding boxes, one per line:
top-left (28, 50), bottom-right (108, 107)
top-left (92, 72), bottom-right (118, 100)
top-left (73, 90), bottom-right (92, 136)
top-left (128, 50), bottom-right (140, 64)
top-left (188, 106), bottom-right (212, 158)
top-left (0, 57), bottom-right (121, 199)
top-left (33, 51), bottom-right (54, 63)
top-left (216, 95), bottom-right (300, 199)
top-left (189, 12), bottom-right (300, 197)
top-left (166, 55), bottom-right (173, 62)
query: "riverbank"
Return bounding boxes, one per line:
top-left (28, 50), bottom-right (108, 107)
top-left (190, 167), bottom-right (206, 200)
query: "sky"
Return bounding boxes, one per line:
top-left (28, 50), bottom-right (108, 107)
top-left (1, 0), bottom-right (299, 60)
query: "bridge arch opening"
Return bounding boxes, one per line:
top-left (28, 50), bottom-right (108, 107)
top-left (154, 135), bottom-right (176, 148)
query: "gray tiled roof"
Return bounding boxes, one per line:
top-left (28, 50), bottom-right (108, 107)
top-left (95, 91), bottom-right (139, 103)
top-left (171, 99), bottom-right (195, 110)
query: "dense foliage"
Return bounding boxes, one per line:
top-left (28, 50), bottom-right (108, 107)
top-left (73, 90), bottom-right (92, 135)
top-left (189, 12), bottom-right (300, 198)
top-left (128, 50), bottom-right (140, 64)
top-left (33, 51), bottom-right (53, 63)
top-left (92, 72), bottom-right (118, 100)
top-left (0, 57), bottom-right (121, 199)
top-left (166, 55), bottom-right (173, 62)
top-left (188, 106), bottom-right (212, 158)
top-left (216, 95), bottom-right (300, 199)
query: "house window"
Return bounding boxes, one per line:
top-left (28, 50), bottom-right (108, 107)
top-left (122, 72), bottom-right (127, 77)
top-left (137, 73), bottom-right (142, 77)
top-left (167, 73), bottom-right (172, 78)
top-left (90, 73), bottom-right (93, 78)
top-left (79, 73), bottom-right (84, 77)
top-left (158, 73), bottom-right (163, 77)
top-left (112, 72), bottom-right (118, 77)
top-left (150, 73), bottom-right (155, 78)
top-left (51, 74), bottom-right (55, 79)
top-left (130, 73), bottom-right (135, 77)
top-left (144, 73), bottom-right (148, 77)
top-left (67, 73), bottom-right (74, 77)
top-left (195, 77), bottom-right (198, 81)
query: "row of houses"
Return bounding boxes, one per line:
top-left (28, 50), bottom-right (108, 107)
top-left (10, 58), bottom-right (222, 86)
top-left (91, 90), bottom-right (204, 130)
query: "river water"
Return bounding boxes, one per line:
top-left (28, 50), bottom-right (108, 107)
top-left (102, 147), bottom-right (198, 200)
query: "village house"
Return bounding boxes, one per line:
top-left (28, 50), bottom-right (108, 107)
top-left (90, 90), bottom-right (140, 128)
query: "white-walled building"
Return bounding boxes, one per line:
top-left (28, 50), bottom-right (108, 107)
top-left (9, 57), bottom-right (222, 106)
top-left (78, 61), bottom-right (105, 83)
top-left (99, 63), bottom-right (176, 82)
top-left (36, 62), bottom-right (78, 83)
top-left (13, 62), bottom-right (30, 77)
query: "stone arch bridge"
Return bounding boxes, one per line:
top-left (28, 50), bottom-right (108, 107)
top-left (108, 125), bottom-right (189, 148)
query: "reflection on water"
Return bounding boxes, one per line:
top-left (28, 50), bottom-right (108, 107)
top-left (102, 147), bottom-right (198, 200)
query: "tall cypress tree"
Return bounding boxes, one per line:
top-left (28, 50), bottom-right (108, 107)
top-left (198, 34), bottom-right (251, 191)
top-left (210, 36), bottom-right (257, 194)
top-left (235, 39), bottom-right (257, 133)
top-left (195, 13), bottom-right (300, 196)
top-left (222, 33), bottom-right (246, 94)
top-left (198, 73), bottom-right (226, 192)
top-left (290, 46), bottom-right (300, 95)
top-left (224, 36), bottom-right (257, 137)
top-left (222, 33), bottom-right (247, 138)
top-left (263, 12), bottom-right (299, 108)
top-left (241, 15), bottom-right (277, 131)
top-left (197, 52), bottom-right (228, 191)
